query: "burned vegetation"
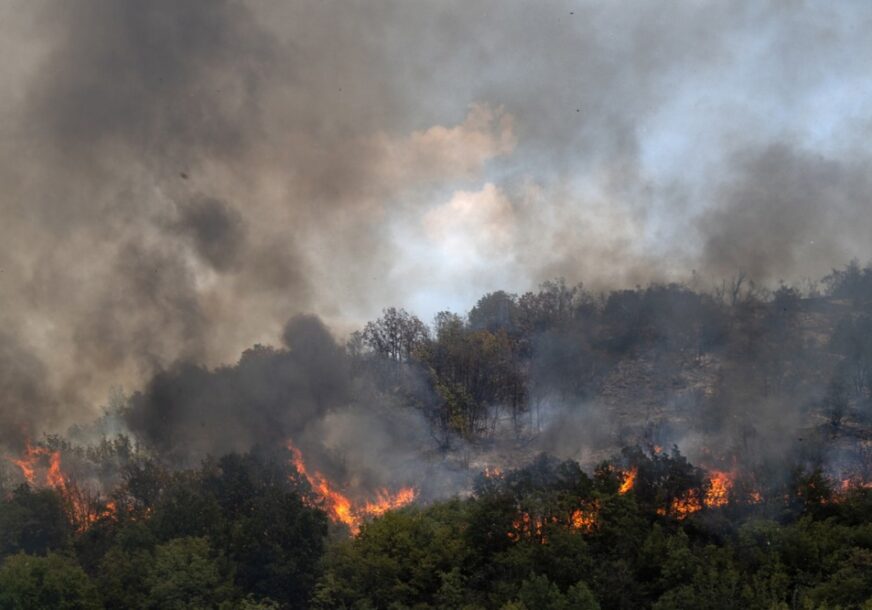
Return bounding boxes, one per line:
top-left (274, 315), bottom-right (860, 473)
top-left (3, 262), bottom-right (872, 608)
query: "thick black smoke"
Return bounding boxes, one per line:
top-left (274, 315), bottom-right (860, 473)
top-left (124, 315), bottom-right (436, 495)
top-left (126, 316), bottom-right (347, 461)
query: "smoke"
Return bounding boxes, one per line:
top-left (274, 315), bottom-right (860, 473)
top-left (172, 196), bottom-right (247, 272)
top-left (698, 144), bottom-right (872, 282)
top-left (123, 314), bottom-right (448, 497)
top-left (0, 333), bottom-right (58, 449)
top-left (125, 315), bottom-right (350, 462)
top-left (2, 0), bottom-right (872, 452)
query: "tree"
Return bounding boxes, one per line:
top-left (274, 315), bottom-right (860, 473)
top-left (212, 453), bottom-right (328, 606)
top-left (515, 573), bottom-right (567, 610)
top-left (361, 307), bottom-right (429, 364)
top-left (0, 486), bottom-right (72, 558)
top-left (143, 537), bottom-right (236, 610)
top-left (824, 376), bottom-right (849, 429)
top-left (313, 503), bottom-right (469, 609)
top-left (0, 552), bottom-right (101, 610)
top-left (469, 291), bottom-right (520, 333)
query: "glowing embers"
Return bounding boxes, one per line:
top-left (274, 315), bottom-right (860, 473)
top-left (840, 477), bottom-right (872, 493)
top-left (507, 500), bottom-right (601, 543)
top-left (483, 466), bottom-right (504, 479)
top-left (508, 512), bottom-right (546, 542)
top-left (287, 442), bottom-right (416, 534)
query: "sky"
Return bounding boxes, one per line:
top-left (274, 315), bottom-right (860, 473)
top-left (2, 0), bottom-right (872, 430)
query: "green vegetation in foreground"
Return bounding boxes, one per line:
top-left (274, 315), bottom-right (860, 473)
top-left (1, 449), bottom-right (872, 609)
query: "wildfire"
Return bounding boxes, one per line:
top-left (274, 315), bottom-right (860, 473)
top-left (9, 440), bottom-right (55, 486)
top-left (287, 442), bottom-right (416, 534)
top-left (703, 470), bottom-right (733, 508)
top-left (509, 512), bottom-right (543, 541)
top-left (655, 470), bottom-right (769, 517)
top-left (6, 439), bottom-right (116, 531)
top-left (508, 512), bottom-right (566, 542)
top-left (619, 467), bottom-right (637, 494)
top-left (483, 466), bottom-right (503, 479)
top-left (840, 478), bottom-right (872, 493)
top-left (507, 499), bottom-right (601, 542)
top-left (658, 490), bottom-right (703, 519)
top-left (570, 501), bottom-right (601, 532)
top-left (655, 471), bottom-right (735, 518)
top-left (362, 487), bottom-right (418, 518)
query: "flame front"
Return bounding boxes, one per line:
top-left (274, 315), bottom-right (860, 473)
top-left (9, 440), bottom-right (49, 485)
top-left (619, 467), bottom-right (637, 494)
top-left (288, 442), bottom-right (416, 534)
top-left (6, 439), bottom-right (115, 531)
top-left (659, 490), bottom-right (703, 519)
top-left (704, 470), bottom-right (733, 508)
top-left (362, 487), bottom-right (418, 518)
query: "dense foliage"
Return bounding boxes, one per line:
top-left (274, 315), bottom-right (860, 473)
top-left (0, 451), bottom-right (326, 609)
top-left (2, 450), bottom-right (872, 608)
top-left (313, 453), bottom-right (872, 610)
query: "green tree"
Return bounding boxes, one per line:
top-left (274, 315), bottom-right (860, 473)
top-left (314, 503), bottom-right (468, 609)
top-left (94, 523), bottom-right (156, 609)
top-left (143, 537), bottom-right (236, 610)
top-left (0, 552), bottom-right (101, 610)
top-left (0, 486), bottom-right (72, 558)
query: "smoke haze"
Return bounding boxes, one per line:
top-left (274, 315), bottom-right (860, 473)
top-left (2, 0), bottom-right (872, 438)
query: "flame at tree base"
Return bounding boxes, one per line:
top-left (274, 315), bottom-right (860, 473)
top-left (287, 442), bottom-right (416, 534)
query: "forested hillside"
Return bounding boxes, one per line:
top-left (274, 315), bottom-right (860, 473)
top-left (2, 262), bottom-right (872, 608)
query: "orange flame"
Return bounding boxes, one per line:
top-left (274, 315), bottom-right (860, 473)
top-left (362, 487), bottom-right (418, 518)
top-left (619, 467), bottom-right (637, 494)
top-left (483, 466), bottom-right (503, 479)
top-left (508, 504), bottom-right (600, 542)
top-left (840, 478), bottom-right (872, 492)
top-left (6, 440), bottom-right (113, 531)
top-left (287, 442), bottom-right (416, 534)
top-left (570, 501), bottom-right (600, 532)
top-left (508, 512), bottom-right (557, 542)
top-left (658, 490), bottom-right (703, 519)
top-left (9, 440), bottom-right (51, 485)
top-left (704, 470), bottom-right (733, 508)
top-left (103, 500), bottom-right (118, 517)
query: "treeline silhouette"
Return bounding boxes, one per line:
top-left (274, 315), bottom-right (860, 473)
top-left (353, 261), bottom-right (872, 448)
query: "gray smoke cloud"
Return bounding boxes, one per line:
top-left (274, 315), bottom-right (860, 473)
top-left (124, 314), bottom-right (445, 496)
top-left (1, 0), bottom-right (872, 439)
top-left (699, 144), bottom-right (872, 282)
